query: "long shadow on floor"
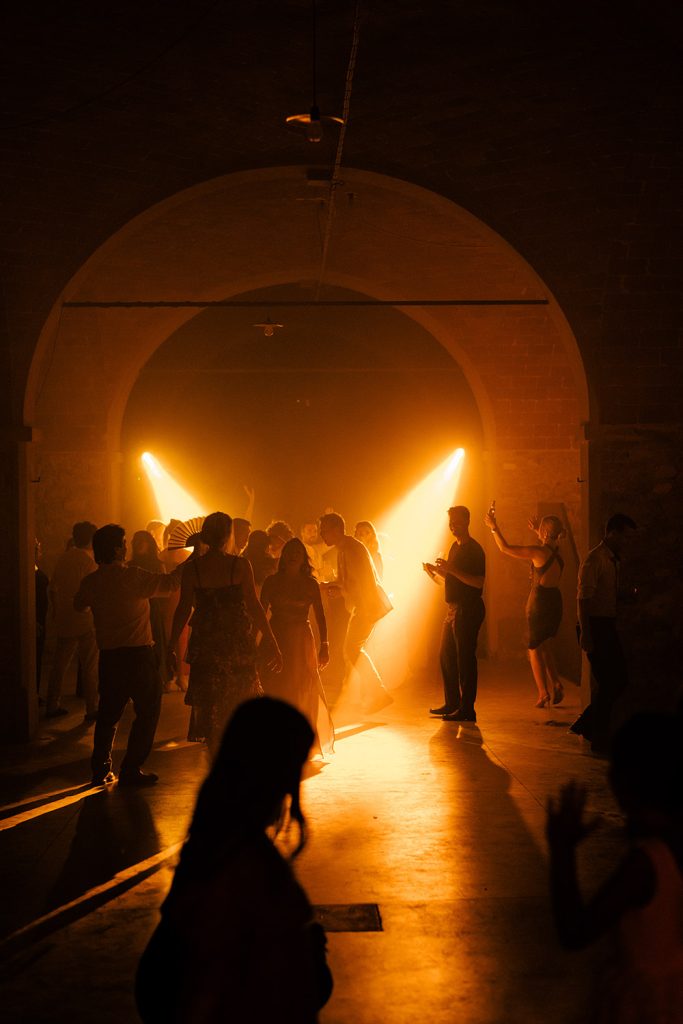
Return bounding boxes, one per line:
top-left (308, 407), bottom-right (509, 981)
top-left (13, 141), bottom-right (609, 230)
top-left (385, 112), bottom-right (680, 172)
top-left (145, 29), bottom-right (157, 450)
top-left (426, 721), bottom-right (595, 1024)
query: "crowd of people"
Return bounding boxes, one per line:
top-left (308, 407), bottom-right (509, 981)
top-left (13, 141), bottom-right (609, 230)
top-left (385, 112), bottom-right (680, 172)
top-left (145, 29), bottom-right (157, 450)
top-left (34, 500), bottom-right (683, 1023)
top-left (38, 507), bottom-right (393, 785)
top-left (38, 501), bottom-right (643, 770)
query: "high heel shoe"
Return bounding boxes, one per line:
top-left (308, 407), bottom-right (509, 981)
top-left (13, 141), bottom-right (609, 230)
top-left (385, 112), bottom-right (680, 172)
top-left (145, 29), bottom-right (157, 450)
top-left (535, 694), bottom-right (550, 708)
top-left (552, 683), bottom-right (565, 706)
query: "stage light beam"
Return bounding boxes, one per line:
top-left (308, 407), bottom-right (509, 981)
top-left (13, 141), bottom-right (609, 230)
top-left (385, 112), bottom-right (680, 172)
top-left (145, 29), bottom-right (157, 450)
top-left (367, 448), bottom-right (466, 688)
top-left (140, 452), bottom-right (206, 522)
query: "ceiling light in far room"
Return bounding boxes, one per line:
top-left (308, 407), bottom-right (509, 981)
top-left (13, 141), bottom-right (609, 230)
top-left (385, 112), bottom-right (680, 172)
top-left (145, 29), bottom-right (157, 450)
top-left (252, 316), bottom-right (284, 337)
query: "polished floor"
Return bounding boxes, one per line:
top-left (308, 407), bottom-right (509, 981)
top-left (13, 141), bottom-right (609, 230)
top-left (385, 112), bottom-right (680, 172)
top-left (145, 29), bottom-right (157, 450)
top-left (0, 661), bottom-right (624, 1023)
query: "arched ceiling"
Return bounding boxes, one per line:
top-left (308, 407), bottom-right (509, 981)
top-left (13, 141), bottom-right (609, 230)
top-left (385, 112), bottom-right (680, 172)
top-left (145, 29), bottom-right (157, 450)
top-left (29, 166), bottom-right (588, 456)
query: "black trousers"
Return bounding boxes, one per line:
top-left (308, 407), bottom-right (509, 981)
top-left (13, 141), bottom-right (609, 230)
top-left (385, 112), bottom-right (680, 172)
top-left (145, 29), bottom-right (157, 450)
top-left (587, 616), bottom-right (628, 749)
top-left (91, 645), bottom-right (162, 778)
top-left (440, 599), bottom-right (486, 714)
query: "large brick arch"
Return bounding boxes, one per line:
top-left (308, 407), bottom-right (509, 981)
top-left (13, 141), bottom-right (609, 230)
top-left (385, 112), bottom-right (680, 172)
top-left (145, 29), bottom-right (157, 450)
top-left (28, 166), bottom-right (589, 662)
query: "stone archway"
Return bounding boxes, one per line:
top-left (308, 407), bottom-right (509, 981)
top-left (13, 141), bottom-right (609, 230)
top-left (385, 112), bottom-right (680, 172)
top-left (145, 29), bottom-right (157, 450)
top-left (26, 165), bottom-right (589, 693)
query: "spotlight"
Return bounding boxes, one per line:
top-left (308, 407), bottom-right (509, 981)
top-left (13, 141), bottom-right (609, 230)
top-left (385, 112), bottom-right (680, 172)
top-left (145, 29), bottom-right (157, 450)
top-left (140, 452), bottom-right (205, 522)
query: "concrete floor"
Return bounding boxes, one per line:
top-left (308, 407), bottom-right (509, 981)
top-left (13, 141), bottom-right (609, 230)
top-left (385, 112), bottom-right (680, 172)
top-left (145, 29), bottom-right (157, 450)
top-left (0, 661), bottom-right (624, 1023)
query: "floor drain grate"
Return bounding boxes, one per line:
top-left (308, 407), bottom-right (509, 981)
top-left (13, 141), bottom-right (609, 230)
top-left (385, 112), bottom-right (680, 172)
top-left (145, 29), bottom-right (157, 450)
top-left (313, 903), bottom-right (382, 932)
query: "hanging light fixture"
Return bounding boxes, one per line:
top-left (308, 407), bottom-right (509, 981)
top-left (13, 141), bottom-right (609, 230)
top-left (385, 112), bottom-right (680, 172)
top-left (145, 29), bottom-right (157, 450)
top-left (285, 0), bottom-right (344, 142)
top-left (252, 316), bottom-right (284, 337)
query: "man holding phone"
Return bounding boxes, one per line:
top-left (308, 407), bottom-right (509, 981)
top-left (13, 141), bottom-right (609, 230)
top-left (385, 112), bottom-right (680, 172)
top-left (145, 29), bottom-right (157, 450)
top-left (424, 505), bottom-right (486, 722)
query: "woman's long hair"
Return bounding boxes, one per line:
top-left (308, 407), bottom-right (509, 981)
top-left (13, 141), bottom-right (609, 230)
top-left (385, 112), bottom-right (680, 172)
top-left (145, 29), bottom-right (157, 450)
top-left (176, 698), bottom-right (314, 880)
top-left (129, 530), bottom-right (163, 573)
top-left (355, 520), bottom-right (380, 554)
top-left (277, 537), bottom-right (314, 578)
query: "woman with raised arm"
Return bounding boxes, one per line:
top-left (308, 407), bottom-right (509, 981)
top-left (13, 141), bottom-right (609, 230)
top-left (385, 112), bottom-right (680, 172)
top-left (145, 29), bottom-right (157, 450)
top-left (169, 511), bottom-right (282, 756)
top-left (484, 508), bottom-right (566, 708)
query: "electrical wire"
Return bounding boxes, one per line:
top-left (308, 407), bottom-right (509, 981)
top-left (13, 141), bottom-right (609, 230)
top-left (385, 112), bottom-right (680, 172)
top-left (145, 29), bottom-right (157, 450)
top-left (314, 0), bottom-right (362, 301)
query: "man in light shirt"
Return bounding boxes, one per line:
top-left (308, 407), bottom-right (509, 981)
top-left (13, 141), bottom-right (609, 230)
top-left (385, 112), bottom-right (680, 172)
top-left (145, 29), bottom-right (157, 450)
top-left (74, 524), bottom-right (181, 786)
top-left (46, 521), bottom-right (98, 721)
top-left (318, 512), bottom-right (393, 713)
top-left (572, 513), bottom-right (637, 753)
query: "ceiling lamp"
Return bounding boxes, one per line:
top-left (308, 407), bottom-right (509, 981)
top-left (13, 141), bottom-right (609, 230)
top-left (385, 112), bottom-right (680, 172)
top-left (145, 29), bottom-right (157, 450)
top-left (252, 316), bottom-right (284, 337)
top-left (285, 0), bottom-right (343, 143)
top-left (286, 106), bottom-right (344, 144)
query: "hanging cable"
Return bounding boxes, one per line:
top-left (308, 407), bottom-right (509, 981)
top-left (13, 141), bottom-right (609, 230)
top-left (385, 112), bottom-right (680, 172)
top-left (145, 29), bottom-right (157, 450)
top-left (314, 0), bottom-right (362, 300)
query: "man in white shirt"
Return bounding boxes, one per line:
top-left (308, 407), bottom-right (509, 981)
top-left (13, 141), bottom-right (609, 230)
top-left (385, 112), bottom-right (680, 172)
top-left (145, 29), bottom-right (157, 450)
top-left (75, 523), bottom-right (181, 786)
top-left (319, 512), bottom-right (393, 713)
top-left (572, 513), bottom-right (637, 752)
top-left (46, 521), bottom-right (98, 721)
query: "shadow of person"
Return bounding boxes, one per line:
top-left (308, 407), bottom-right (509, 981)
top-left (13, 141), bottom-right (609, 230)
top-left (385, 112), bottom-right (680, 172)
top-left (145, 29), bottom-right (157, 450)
top-left (43, 787), bottom-right (161, 916)
top-left (426, 721), bottom-right (596, 1023)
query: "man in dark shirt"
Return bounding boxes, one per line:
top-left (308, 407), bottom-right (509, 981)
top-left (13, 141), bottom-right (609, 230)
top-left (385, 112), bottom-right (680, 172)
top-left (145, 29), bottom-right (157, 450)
top-left (424, 505), bottom-right (486, 722)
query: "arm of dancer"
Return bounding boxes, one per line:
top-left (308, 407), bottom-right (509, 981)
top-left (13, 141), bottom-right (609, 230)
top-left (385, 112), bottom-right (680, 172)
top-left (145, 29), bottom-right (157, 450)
top-left (310, 579), bottom-right (329, 669)
top-left (237, 557), bottom-right (283, 673)
top-left (243, 483), bottom-right (255, 521)
top-left (259, 573), bottom-right (273, 615)
top-left (546, 781), bottom-right (655, 949)
top-left (422, 562), bottom-right (443, 583)
top-left (433, 545), bottom-right (485, 589)
top-left (484, 511), bottom-right (546, 565)
top-left (167, 565), bottom-right (195, 676)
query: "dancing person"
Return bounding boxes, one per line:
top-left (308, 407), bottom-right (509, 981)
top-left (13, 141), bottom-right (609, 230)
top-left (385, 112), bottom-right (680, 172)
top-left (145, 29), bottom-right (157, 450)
top-left (425, 505), bottom-right (485, 723)
top-left (160, 519), bottom-right (191, 691)
top-left (145, 520), bottom-right (166, 552)
top-left (546, 712), bottom-right (683, 1023)
top-left (74, 524), bottom-right (181, 786)
top-left (129, 530), bottom-right (173, 692)
top-left (484, 508), bottom-right (566, 708)
top-left (260, 538), bottom-right (334, 758)
top-left (243, 529), bottom-right (277, 589)
top-left (318, 512), bottom-right (393, 714)
top-left (266, 520), bottom-right (294, 565)
top-left (354, 520), bottom-right (384, 579)
top-left (572, 513), bottom-right (637, 753)
top-left (232, 517), bottom-right (251, 555)
top-left (46, 520), bottom-right (99, 721)
top-left (301, 520), bottom-right (325, 579)
top-left (168, 511), bottom-right (282, 756)
top-left (136, 697), bottom-right (333, 1024)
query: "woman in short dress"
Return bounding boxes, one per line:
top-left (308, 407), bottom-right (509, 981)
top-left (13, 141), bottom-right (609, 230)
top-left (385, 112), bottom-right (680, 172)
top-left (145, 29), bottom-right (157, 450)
top-left (484, 509), bottom-right (566, 707)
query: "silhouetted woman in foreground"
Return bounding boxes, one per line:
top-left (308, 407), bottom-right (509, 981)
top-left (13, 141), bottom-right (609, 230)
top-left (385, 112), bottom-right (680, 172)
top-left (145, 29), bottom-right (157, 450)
top-left (136, 697), bottom-right (333, 1024)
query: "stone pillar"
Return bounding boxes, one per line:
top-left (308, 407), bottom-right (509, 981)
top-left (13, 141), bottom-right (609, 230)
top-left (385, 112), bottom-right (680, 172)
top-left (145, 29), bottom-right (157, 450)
top-left (0, 428), bottom-right (39, 741)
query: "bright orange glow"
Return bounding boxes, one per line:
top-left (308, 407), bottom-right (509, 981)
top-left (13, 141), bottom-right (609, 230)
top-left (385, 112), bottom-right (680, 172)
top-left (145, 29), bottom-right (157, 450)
top-left (367, 448), bottom-right (465, 688)
top-left (140, 452), bottom-right (206, 522)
